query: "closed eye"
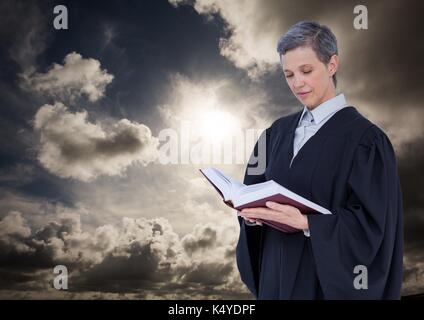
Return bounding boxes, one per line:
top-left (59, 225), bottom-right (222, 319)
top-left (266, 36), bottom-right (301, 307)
top-left (285, 70), bottom-right (311, 78)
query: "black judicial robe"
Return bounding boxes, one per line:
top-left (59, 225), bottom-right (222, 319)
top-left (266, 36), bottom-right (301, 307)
top-left (236, 106), bottom-right (403, 299)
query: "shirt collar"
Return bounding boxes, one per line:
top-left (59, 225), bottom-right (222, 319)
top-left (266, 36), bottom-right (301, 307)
top-left (299, 93), bottom-right (348, 125)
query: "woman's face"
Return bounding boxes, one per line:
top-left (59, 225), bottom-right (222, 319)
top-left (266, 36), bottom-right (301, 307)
top-left (281, 46), bottom-right (338, 109)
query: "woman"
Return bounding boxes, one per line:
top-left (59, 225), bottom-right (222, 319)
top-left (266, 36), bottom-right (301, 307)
top-left (236, 21), bottom-right (403, 299)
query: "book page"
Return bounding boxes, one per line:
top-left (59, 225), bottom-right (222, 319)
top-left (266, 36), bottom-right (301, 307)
top-left (208, 168), bottom-right (245, 201)
top-left (200, 168), bottom-right (232, 200)
top-left (236, 180), bottom-right (274, 197)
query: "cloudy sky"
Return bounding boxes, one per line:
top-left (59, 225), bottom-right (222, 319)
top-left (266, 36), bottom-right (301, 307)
top-left (0, 0), bottom-right (423, 299)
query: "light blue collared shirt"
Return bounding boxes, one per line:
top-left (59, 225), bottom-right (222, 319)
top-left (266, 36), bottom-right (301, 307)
top-left (293, 93), bottom-right (349, 236)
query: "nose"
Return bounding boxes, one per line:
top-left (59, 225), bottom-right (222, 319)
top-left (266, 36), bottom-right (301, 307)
top-left (293, 76), bottom-right (305, 89)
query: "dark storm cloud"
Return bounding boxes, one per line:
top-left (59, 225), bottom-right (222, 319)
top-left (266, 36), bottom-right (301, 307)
top-left (0, 0), bottom-right (50, 72)
top-left (73, 241), bottom-right (176, 293)
top-left (398, 142), bottom-right (424, 253)
top-left (391, 137), bottom-right (424, 294)
top-left (73, 220), bottom-right (240, 295)
top-left (0, 212), bottom-right (102, 271)
top-left (182, 225), bottom-right (217, 254)
top-left (182, 261), bottom-right (233, 286)
top-left (0, 210), bottom-right (245, 298)
top-left (0, 0), bottom-right (51, 168)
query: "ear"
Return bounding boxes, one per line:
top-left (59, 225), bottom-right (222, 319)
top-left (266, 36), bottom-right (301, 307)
top-left (328, 54), bottom-right (339, 76)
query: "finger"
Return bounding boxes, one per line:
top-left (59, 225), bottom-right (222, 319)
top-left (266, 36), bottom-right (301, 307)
top-left (242, 216), bottom-right (257, 223)
top-left (239, 212), bottom-right (258, 220)
top-left (240, 214), bottom-right (256, 223)
top-left (242, 207), bottom-right (273, 215)
top-left (266, 201), bottom-right (290, 212)
top-left (241, 215), bottom-right (256, 222)
top-left (240, 212), bottom-right (268, 222)
top-left (246, 217), bottom-right (262, 225)
top-left (241, 209), bottom-right (288, 224)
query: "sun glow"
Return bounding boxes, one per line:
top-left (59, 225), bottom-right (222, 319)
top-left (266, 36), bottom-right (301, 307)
top-left (199, 109), bottom-right (240, 142)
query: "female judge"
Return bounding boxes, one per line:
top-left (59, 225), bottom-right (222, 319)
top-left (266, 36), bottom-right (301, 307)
top-left (236, 21), bottom-right (403, 299)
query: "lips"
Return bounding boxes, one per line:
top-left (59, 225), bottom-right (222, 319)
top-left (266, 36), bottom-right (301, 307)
top-left (297, 91), bottom-right (311, 98)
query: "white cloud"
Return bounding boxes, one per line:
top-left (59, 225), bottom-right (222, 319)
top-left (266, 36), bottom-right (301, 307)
top-left (22, 52), bottom-right (114, 102)
top-left (169, 0), bottom-right (283, 79)
top-left (0, 211), bottom-right (31, 238)
top-left (33, 102), bottom-right (159, 182)
top-left (0, 211), bottom-right (33, 254)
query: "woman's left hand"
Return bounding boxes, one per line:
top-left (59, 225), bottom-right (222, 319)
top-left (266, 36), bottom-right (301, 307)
top-left (239, 201), bottom-right (309, 230)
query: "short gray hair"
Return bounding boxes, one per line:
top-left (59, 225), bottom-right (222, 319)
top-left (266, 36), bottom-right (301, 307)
top-left (277, 21), bottom-right (338, 87)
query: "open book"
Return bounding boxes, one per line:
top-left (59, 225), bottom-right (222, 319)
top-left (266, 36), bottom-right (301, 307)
top-left (199, 167), bottom-right (332, 233)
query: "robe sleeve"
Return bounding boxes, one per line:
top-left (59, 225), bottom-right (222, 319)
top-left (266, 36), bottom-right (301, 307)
top-left (236, 128), bottom-right (270, 298)
top-left (308, 125), bottom-right (404, 299)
